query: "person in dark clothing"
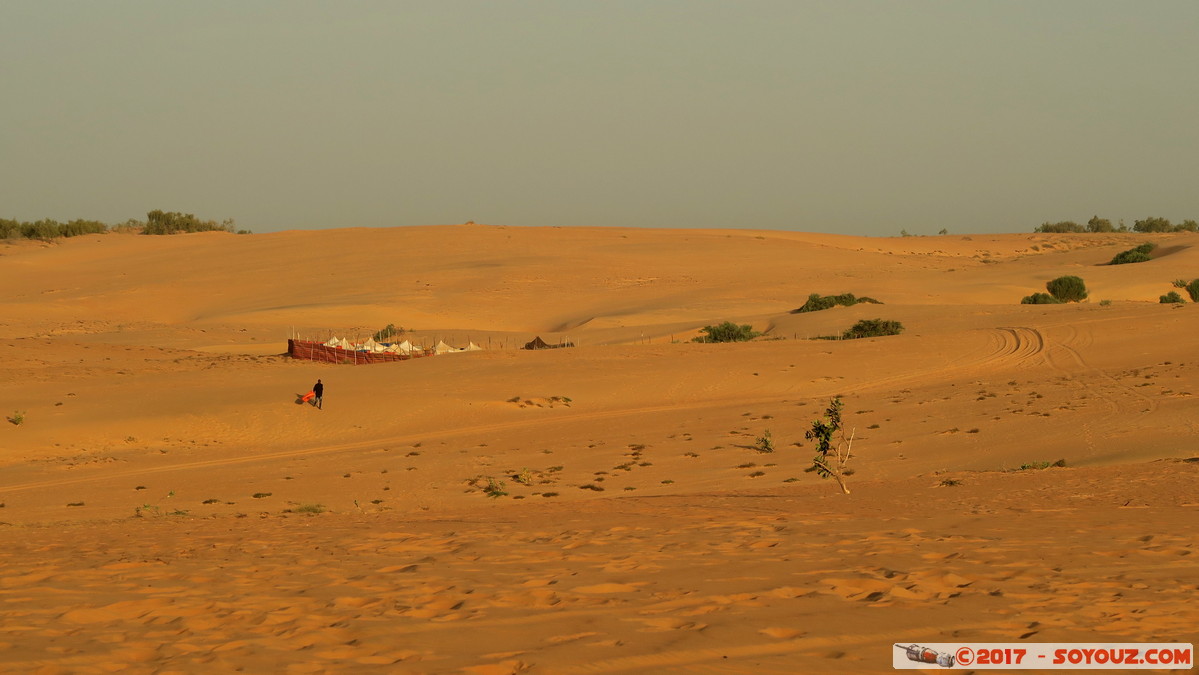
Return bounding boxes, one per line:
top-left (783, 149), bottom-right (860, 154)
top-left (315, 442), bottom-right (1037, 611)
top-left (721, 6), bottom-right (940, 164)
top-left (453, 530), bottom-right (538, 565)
top-left (312, 379), bottom-right (323, 410)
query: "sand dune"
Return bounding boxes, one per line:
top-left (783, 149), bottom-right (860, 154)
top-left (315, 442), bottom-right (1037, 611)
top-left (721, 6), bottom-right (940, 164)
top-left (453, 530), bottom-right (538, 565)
top-left (1, 226), bottom-right (1196, 673)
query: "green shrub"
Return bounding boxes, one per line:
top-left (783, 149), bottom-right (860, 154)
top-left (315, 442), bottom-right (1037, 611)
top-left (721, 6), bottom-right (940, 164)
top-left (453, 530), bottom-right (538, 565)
top-left (1021, 293), bottom-right (1062, 305)
top-left (1018, 459), bottom-right (1066, 471)
top-left (805, 397), bottom-right (853, 494)
top-left (372, 323), bottom-right (403, 341)
top-left (1046, 275), bottom-right (1088, 302)
top-left (841, 319), bottom-right (903, 340)
top-left (1160, 291), bottom-right (1185, 304)
top-left (0, 218), bottom-right (108, 240)
top-left (292, 503), bottom-right (326, 514)
top-left (1188, 279), bottom-right (1199, 303)
top-left (143, 210), bottom-right (235, 235)
top-left (791, 292), bottom-right (881, 313)
top-left (693, 321), bottom-right (761, 343)
top-left (1133, 217), bottom-right (1174, 233)
top-left (1110, 243), bottom-right (1156, 265)
top-left (1034, 221), bottom-right (1085, 233)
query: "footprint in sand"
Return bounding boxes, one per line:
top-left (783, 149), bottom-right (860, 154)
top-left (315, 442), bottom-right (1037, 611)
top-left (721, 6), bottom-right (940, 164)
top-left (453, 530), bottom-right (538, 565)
top-left (572, 582), bottom-right (643, 594)
top-left (760, 627), bottom-right (805, 639)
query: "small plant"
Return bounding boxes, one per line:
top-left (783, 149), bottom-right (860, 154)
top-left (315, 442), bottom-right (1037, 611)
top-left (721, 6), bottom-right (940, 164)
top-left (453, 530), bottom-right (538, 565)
top-left (512, 468), bottom-right (534, 485)
top-left (7, 411), bottom-right (25, 426)
top-left (1173, 279), bottom-right (1189, 289)
top-left (841, 319), bottom-right (903, 340)
top-left (1187, 279), bottom-right (1199, 303)
top-left (939, 478), bottom-right (962, 487)
top-left (1109, 243), bottom-right (1156, 265)
top-left (792, 293), bottom-right (882, 314)
top-left (372, 323), bottom-right (404, 341)
top-left (1021, 292), bottom-right (1062, 305)
top-left (1046, 275), bottom-right (1088, 302)
top-left (1017, 459), bottom-right (1066, 471)
top-left (693, 321), bottom-right (761, 343)
top-left (1160, 291), bottom-right (1185, 304)
top-left (755, 429), bottom-right (774, 453)
top-left (805, 397), bottom-right (855, 494)
top-left (135, 490), bottom-right (177, 517)
top-left (252, 492), bottom-right (272, 499)
top-left (1099, 299), bottom-right (1112, 307)
top-left (579, 483), bottom-right (604, 491)
top-left (292, 503), bottom-right (326, 514)
top-left (466, 475), bottom-right (508, 498)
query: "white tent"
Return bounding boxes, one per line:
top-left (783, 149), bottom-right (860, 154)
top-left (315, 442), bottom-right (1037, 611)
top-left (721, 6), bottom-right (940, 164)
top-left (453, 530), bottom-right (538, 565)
top-left (336, 338), bottom-right (351, 350)
top-left (464, 341), bottom-right (483, 351)
top-left (323, 336), bottom-right (341, 347)
top-left (434, 340), bottom-right (459, 355)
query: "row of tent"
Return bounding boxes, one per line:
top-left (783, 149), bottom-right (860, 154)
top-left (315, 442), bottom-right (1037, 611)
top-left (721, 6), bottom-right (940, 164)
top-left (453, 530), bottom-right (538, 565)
top-left (322, 336), bottom-right (483, 355)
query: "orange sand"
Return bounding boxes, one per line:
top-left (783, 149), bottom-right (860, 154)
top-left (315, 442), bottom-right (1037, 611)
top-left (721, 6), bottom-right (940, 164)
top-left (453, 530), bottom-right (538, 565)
top-left (1, 226), bottom-right (1196, 673)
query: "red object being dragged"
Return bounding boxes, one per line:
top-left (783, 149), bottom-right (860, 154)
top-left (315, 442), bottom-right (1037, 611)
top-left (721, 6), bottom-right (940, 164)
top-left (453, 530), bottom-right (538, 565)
top-left (301, 391), bottom-right (315, 402)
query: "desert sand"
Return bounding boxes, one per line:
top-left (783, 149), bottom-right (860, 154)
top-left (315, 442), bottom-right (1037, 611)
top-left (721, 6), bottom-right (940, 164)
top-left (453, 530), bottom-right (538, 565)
top-left (0, 225), bottom-right (1196, 673)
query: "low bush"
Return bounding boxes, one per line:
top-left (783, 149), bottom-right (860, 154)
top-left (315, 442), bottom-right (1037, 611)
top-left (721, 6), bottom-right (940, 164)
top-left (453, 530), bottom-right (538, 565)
top-left (1, 218), bottom-right (108, 240)
top-left (1046, 275), bottom-right (1088, 302)
top-left (1021, 293), bottom-right (1062, 305)
top-left (1187, 279), bottom-right (1199, 303)
top-left (841, 319), bottom-right (904, 339)
top-left (791, 292), bottom-right (882, 314)
top-left (1034, 221), bottom-right (1085, 233)
top-left (693, 321), bottom-right (761, 343)
top-left (372, 323), bottom-right (404, 341)
top-left (143, 210), bottom-right (236, 235)
top-left (1110, 242), bottom-right (1156, 265)
top-left (1160, 291), bottom-right (1185, 304)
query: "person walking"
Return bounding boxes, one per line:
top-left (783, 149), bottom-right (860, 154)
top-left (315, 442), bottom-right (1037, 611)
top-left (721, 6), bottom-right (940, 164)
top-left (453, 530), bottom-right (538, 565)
top-left (312, 379), bottom-right (324, 410)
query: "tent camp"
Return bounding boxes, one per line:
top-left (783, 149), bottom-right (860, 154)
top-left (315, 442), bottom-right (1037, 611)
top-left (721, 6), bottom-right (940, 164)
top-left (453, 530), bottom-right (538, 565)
top-left (524, 336), bottom-right (551, 350)
top-left (523, 336), bottom-right (573, 350)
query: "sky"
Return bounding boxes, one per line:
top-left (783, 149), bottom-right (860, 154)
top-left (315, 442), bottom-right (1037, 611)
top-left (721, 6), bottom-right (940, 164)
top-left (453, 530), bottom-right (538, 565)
top-left (2, 1), bottom-right (1198, 236)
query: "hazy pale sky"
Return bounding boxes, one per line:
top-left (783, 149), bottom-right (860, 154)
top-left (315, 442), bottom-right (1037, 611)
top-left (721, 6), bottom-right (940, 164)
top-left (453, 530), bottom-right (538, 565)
top-left (3, 1), bottom-right (1197, 235)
